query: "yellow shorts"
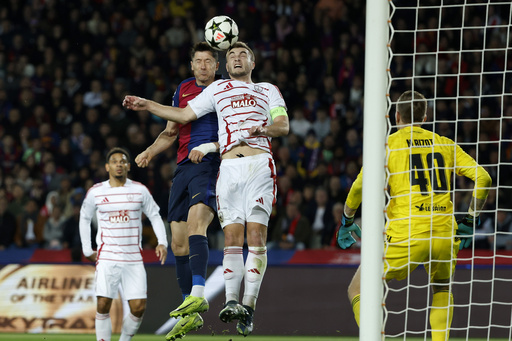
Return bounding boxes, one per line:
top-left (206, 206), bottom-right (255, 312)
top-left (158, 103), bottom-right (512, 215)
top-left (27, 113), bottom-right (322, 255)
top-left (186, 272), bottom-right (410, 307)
top-left (384, 231), bottom-right (460, 283)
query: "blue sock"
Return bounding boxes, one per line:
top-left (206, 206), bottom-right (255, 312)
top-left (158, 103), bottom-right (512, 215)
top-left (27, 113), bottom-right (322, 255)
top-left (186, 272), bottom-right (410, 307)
top-left (175, 255), bottom-right (192, 301)
top-left (189, 235), bottom-right (209, 287)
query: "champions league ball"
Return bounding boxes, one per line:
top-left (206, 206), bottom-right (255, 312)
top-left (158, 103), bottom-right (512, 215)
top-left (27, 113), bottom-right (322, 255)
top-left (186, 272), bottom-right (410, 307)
top-left (204, 15), bottom-right (239, 51)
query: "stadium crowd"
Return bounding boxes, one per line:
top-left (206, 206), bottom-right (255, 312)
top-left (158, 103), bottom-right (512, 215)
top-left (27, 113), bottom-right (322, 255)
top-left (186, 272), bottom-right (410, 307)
top-left (0, 0), bottom-right (510, 254)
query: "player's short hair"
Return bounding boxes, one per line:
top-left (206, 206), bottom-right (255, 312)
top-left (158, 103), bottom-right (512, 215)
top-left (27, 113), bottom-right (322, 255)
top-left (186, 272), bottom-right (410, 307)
top-left (191, 42), bottom-right (219, 62)
top-left (227, 41), bottom-right (255, 62)
top-left (397, 90), bottom-right (427, 124)
top-left (106, 147), bottom-right (131, 163)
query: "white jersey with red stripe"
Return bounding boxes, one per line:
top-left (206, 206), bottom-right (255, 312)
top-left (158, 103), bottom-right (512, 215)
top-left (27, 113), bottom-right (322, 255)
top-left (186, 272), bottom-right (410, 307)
top-left (79, 178), bottom-right (168, 263)
top-left (188, 79), bottom-right (286, 154)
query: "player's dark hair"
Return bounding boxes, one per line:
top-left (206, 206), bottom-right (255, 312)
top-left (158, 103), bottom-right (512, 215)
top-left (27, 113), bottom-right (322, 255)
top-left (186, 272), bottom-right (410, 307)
top-left (227, 41), bottom-right (255, 62)
top-left (106, 147), bottom-right (131, 163)
top-left (191, 42), bottom-right (219, 62)
top-left (397, 90), bottom-right (427, 124)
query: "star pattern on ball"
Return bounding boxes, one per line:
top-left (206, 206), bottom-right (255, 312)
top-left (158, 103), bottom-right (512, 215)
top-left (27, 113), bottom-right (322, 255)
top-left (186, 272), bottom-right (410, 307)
top-left (207, 36), bottom-right (222, 50)
top-left (223, 25), bottom-right (237, 45)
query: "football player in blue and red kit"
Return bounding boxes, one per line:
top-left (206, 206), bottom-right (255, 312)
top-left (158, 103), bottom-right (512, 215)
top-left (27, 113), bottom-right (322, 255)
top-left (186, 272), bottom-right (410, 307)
top-left (134, 42), bottom-right (220, 341)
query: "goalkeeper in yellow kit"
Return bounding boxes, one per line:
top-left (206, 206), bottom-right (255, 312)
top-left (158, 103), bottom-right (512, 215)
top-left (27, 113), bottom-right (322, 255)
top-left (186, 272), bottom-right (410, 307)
top-left (336, 90), bottom-right (492, 340)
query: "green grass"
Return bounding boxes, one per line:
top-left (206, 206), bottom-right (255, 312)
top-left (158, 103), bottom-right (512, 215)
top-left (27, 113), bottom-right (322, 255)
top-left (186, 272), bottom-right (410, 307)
top-left (0, 335), bottom-right (346, 341)
top-left (1, 334), bottom-right (509, 341)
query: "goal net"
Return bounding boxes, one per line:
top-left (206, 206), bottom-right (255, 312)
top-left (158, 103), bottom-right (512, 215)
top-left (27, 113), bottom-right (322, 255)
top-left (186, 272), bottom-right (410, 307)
top-left (381, 0), bottom-right (512, 340)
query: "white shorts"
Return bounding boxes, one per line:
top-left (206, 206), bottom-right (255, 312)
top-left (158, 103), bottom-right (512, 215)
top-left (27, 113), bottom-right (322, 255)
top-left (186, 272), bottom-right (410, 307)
top-left (95, 261), bottom-right (147, 300)
top-left (216, 153), bottom-right (276, 228)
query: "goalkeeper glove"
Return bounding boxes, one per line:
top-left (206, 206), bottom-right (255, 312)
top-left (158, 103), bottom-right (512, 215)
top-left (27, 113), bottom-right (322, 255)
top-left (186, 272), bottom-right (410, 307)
top-left (336, 213), bottom-right (362, 249)
top-left (456, 213), bottom-right (480, 250)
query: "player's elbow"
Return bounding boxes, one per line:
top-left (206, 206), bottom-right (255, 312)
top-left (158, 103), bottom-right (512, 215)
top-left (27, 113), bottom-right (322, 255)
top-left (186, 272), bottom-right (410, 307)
top-left (181, 114), bottom-right (196, 124)
top-left (481, 168), bottom-right (492, 188)
top-left (178, 105), bottom-right (198, 124)
top-left (283, 124), bottom-right (290, 135)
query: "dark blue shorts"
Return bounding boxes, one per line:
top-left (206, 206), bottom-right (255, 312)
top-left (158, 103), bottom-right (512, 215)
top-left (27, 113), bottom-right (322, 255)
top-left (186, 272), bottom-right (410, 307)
top-left (167, 158), bottom-right (220, 222)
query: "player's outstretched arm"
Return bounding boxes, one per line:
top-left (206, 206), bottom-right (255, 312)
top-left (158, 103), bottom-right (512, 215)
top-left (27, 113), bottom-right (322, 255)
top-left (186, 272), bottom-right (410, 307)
top-left (135, 121), bottom-right (179, 168)
top-left (122, 95), bottom-right (197, 124)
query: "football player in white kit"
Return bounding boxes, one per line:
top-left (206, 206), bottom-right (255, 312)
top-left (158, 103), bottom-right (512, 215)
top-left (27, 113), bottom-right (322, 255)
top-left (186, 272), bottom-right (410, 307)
top-left (79, 147), bottom-right (168, 341)
top-left (123, 41), bottom-right (289, 336)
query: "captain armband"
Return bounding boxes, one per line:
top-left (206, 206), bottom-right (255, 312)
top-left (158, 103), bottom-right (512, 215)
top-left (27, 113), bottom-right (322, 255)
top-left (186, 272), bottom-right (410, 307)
top-left (191, 142), bottom-right (217, 155)
top-left (270, 107), bottom-right (288, 120)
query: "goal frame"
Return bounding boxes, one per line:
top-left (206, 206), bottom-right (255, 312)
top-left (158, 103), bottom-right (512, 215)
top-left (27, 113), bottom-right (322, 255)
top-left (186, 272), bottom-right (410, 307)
top-left (360, 0), bottom-right (389, 340)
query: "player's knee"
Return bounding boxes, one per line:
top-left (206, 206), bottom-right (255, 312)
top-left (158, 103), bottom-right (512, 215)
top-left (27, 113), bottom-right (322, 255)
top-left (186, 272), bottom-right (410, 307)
top-left (171, 240), bottom-right (188, 255)
top-left (131, 307), bottom-right (145, 318)
top-left (347, 282), bottom-right (360, 300)
top-left (187, 222), bottom-right (208, 236)
top-left (96, 297), bottom-right (112, 314)
top-left (130, 302), bottom-right (146, 317)
top-left (224, 231), bottom-right (244, 247)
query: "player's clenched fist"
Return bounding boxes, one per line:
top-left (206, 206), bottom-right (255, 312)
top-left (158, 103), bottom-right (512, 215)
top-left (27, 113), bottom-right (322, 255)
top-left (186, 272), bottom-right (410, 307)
top-left (135, 150), bottom-right (152, 168)
top-left (123, 95), bottom-right (148, 111)
top-left (249, 125), bottom-right (268, 136)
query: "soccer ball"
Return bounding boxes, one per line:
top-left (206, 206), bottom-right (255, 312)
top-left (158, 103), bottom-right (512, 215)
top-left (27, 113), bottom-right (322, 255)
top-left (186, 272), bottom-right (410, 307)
top-left (204, 15), bottom-right (239, 51)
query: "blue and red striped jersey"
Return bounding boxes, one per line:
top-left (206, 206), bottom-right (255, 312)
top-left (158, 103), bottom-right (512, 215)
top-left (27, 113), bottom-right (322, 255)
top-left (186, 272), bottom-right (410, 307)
top-left (172, 77), bottom-right (219, 164)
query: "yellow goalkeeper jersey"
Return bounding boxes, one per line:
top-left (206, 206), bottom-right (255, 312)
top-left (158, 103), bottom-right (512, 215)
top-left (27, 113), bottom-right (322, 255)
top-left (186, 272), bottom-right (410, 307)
top-left (346, 125), bottom-right (491, 238)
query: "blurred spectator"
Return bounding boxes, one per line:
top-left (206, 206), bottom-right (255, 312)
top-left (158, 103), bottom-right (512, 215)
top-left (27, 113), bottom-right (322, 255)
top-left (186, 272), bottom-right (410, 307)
top-left (0, 134), bottom-right (22, 174)
top-left (56, 177), bottom-right (74, 219)
top-left (83, 79), bottom-right (103, 108)
top-left (0, 196), bottom-right (17, 250)
top-left (7, 183), bottom-right (28, 218)
top-left (15, 165), bottom-right (33, 193)
top-left (54, 139), bottom-right (75, 173)
top-left (289, 107), bottom-right (312, 140)
top-left (42, 160), bottom-right (65, 192)
top-left (62, 201), bottom-right (83, 261)
top-left (270, 201), bottom-right (312, 250)
top-left (344, 128), bottom-right (362, 164)
top-left (340, 160), bottom-right (359, 194)
top-left (43, 204), bottom-right (66, 250)
top-left (487, 211), bottom-right (512, 250)
top-left (312, 107), bottom-right (331, 140)
top-left (297, 130), bottom-right (321, 180)
top-left (54, 107), bottom-right (74, 137)
top-left (328, 175), bottom-right (345, 203)
top-left (306, 186), bottom-right (334, 248)
top-left (18, 199), bottom-right (42, 248)
top-left (474, 214), bottom-right (495, 250)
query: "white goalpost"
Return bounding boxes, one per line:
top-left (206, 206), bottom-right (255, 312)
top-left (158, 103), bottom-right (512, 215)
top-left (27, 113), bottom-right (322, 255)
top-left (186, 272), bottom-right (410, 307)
top-left (360, 0), bottom-right (388, 340)
top-left (363, 0), bottom-right (512, 340)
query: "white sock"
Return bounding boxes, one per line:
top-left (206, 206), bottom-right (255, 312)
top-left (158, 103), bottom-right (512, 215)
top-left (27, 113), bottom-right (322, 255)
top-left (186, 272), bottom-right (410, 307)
top-left (223, 246), bottom-right (244, 303)
top-left (95, 312), bottom-right (111, 341)
top-left (119, 312), bottom-right (143, 341)
top-left (243, 246), bottom-right (267, 309)
top-left (190, 285), bottom-right (205, 297)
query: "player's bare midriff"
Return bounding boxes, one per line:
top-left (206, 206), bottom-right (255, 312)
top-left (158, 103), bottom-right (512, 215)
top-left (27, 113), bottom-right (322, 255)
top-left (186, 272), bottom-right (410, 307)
top-left (222, 143), bottom-right (266, 159)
